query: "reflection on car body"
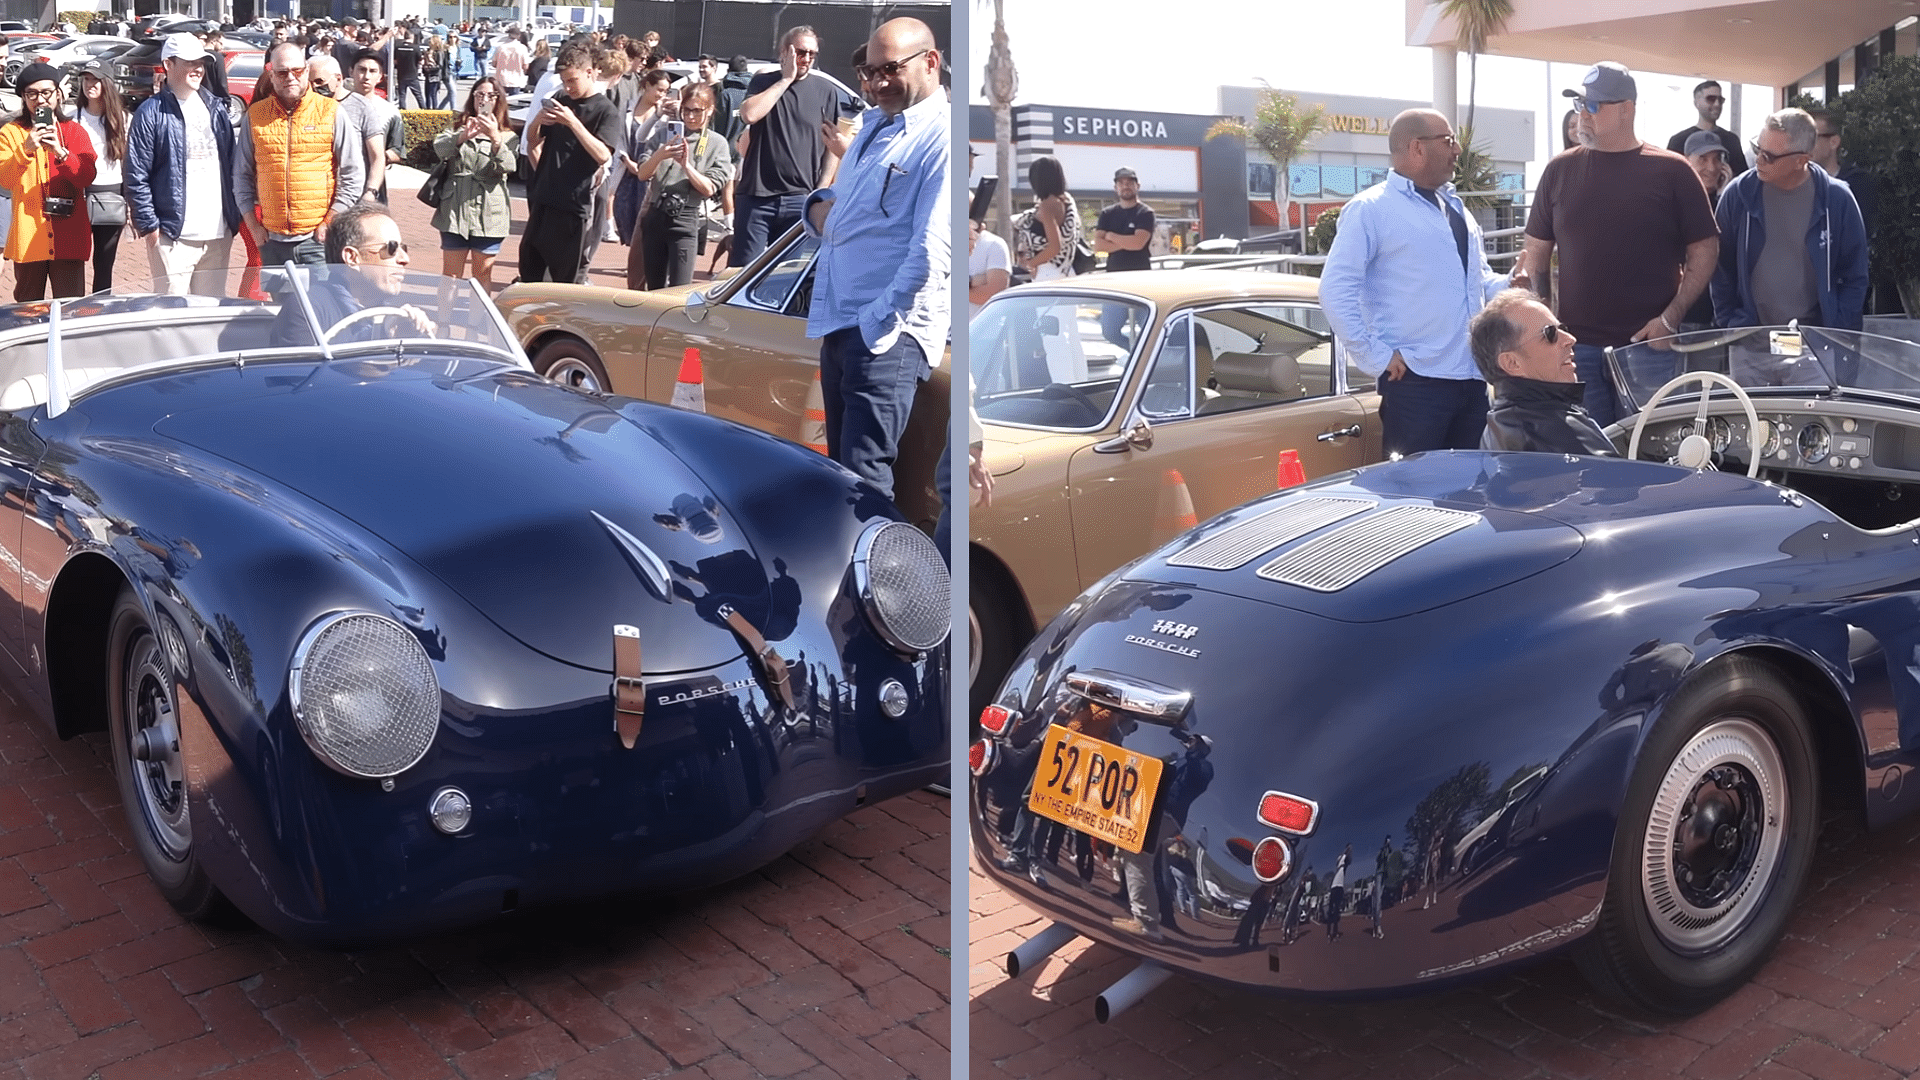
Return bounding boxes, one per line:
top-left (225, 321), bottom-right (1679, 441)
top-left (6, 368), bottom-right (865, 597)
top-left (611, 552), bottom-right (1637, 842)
top-left (975, 324), bottom-right (1920, 1019)
top-left (0, 274), bottom-right (949, 946)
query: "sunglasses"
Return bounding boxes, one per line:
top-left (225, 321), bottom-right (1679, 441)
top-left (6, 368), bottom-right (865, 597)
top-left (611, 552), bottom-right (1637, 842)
top-left (1751, 141), bottom-right (1808, 167)
top-left (1571, 95), bottom-right (1616, 115)
top-left (1412, 132), bottom-right (1457, 149)
top-left (1539, 322), bottom-right (1572, 345)
top-left (857, 48), bottom-right (929, 81)
top-left (360, 239), bottom-right (407, 258)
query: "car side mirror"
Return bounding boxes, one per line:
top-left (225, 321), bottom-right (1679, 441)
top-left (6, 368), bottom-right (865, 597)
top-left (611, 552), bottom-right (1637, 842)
top-left (1094, 417), bottom-right (1153, 454)
top-left (684, 289), bottom-right (710, 324)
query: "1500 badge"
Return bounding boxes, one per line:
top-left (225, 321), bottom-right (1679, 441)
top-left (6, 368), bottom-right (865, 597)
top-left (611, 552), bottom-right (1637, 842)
top-left (656, 678), bottom-right (755, 706)
top-left (1126, 620), bottom-right (1201, 658)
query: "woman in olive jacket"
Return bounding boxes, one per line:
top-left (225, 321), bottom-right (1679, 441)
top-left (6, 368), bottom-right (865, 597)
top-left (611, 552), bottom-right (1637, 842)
top-left (431, 75), bottom-right (517, 291)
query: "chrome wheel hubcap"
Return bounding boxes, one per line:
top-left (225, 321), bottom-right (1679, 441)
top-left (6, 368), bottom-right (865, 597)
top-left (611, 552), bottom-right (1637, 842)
top-left (967, 603), bottom-right (983, 686)
top-left (545, 357), bottom-right (603, 393)
top-left (1641, 717), bottom-right (1785, 953)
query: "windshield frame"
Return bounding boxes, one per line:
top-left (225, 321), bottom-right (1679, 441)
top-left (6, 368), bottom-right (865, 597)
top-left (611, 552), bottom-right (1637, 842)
top-left (1607, 324), bottom-right (1920, 415)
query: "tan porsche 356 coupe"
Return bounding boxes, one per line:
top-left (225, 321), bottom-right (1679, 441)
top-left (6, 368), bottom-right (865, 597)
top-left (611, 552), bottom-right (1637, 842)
top-left (493, 225), bottom-right (950, 531)
top-left (968, 270), bottom-right (1385, 716)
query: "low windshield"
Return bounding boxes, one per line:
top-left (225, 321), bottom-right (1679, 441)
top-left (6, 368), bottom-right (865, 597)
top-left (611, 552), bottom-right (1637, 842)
top-left (266, 267), bottom-right (519, 356)
top-left (971, 292), bottom-right (1149, 430)
top-left (1611, 325), bottom-right (1920, 413)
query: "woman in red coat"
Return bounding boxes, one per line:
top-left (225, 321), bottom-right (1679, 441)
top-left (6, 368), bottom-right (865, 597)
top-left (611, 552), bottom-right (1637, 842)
top-left (0, 63), bottom-right (97, 301)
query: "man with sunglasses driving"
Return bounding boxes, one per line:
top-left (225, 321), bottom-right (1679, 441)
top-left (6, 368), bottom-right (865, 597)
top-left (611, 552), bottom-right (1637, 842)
top-left (1709, 107), bottom-right (1868, 332)
top-left (1471, 289), bottom-right (1617, 457)
top-left (269, 202), bottom-right (431, 347)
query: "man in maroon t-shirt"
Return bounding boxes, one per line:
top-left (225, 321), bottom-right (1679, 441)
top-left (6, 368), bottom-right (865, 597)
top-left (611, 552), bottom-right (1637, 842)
top-left (1519, 62), bottom-right (1719, 427)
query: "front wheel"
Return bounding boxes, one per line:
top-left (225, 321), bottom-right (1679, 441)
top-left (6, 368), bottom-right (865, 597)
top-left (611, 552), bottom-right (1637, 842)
top-left (534, 336), bottom-right (611, 394)
top-left (1575, 656), bottom-right (1818, 1015)
top-left (107, 588), bottom-right (229, 920)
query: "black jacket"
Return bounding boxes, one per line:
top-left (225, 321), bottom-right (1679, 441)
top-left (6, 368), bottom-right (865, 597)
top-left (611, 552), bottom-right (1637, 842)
top-left (1482, 378), bottom-right (1618, 456)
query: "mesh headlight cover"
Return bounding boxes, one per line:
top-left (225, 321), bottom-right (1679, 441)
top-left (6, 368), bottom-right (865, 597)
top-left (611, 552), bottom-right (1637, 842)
top-left (289, 613), bottom-right (441, 778)
top-left (855, 521), bottom-right (951, 653)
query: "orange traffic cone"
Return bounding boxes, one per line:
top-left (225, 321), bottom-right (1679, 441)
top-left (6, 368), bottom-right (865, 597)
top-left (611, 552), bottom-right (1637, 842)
top-left (802, 369), bottom-right (829, 454)
top-left (1154, 469), bottom-right (1199, 541)
top-left (670, 347), bottom-right (706, 412)
top-left (1277, 449), bottom-right (1306, 488)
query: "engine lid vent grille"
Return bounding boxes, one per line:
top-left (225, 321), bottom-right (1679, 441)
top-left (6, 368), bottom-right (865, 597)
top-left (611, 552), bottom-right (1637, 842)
top-left (1167, 497), bottom-right (1375, 571)
top-left (1255, 505), bottom-right (1478, 591)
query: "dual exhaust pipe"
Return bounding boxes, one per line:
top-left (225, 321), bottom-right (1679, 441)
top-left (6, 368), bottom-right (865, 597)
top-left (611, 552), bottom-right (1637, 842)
top-left (1003, 921), bottom-right (1172, 1023)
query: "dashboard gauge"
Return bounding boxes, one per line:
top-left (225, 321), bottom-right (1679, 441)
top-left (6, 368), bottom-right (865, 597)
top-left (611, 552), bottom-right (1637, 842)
top-left (1706, 416), bottom-right (1731, 453)
top-left (1759, 419), bottom-right (1781, 458)
top-left (1799, 422), bottom-right (1831, 464)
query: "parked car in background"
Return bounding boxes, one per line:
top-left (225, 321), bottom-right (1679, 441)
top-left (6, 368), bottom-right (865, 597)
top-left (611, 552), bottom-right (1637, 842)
top-left (967, 270), bottom-right (1382, 718)
top-left (493, 223), bottom-right (949, 537)
top-left (6, 35), bottom-right (134, 86)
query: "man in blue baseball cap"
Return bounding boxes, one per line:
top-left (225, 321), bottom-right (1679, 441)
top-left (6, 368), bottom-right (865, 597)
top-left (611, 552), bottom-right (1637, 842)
top-left (1516, 61), bottom-right (1720, 427)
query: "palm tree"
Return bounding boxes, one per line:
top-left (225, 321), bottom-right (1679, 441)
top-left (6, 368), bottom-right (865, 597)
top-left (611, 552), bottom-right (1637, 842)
top-left (1439, 0), bottom-right (1515, 137)
top-left (1206, 85), bottom-right (1326, 241)
top-left (977, 0), bottom-right (1019, 240)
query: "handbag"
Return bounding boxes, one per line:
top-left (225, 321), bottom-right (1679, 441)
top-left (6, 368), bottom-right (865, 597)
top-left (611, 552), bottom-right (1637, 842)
top-left (1071, 236), bottom-right (1096, 275)
top-left (85, 185), bottom-right (126, 227)
top-left (416, 156), bottom-right (455, 209)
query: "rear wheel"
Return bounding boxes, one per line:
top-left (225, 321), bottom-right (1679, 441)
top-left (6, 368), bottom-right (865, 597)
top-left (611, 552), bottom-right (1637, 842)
top-left (1575, 656), bottom-right (1817, 1015)
top-left (534, 336), bottom-right (611, 394)
top-left (107, 588), bottom-right (229, 920)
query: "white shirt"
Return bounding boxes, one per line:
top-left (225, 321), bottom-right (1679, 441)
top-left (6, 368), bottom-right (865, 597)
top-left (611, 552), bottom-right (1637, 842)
top-left (78, 109), bottom-right (121, 187)
top-left (176, 90), bottom-right (226, 241)
top-left (968, 229), bottom-right (1009, 320)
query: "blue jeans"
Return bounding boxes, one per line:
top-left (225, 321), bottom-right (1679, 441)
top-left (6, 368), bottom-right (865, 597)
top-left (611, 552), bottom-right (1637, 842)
top-left (933, 437), bottom-right (953, 568)
top-left (259, 236), bottom-right (325, 269)
top-left (1574, 343), bottom-right (1624, 428)
top-left (819, 326), bottom-right (929, 504)
top-left (731, 190), bottom-right (808, 268)
top-left (1376, 370), bottom-right (1489, 456)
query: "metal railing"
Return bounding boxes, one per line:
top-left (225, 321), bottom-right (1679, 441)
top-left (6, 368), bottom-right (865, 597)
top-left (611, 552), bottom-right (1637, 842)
top-left (1150, 188), bottom-right (1534, 274)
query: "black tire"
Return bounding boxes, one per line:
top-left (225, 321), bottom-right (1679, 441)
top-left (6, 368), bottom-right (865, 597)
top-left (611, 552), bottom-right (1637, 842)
top-left (106, 588), bottom-right (230, 921)
top-left (968, 570), bottom-right (1025, 738)
top-left (533, 336), bottom-right (611, 394)
top-left (1575, 656), bottom-right (1818, 1015)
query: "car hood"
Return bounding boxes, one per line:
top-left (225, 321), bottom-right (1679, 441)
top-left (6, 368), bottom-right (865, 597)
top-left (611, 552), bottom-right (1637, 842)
top-left (153, 361), bottom-right (764, 674)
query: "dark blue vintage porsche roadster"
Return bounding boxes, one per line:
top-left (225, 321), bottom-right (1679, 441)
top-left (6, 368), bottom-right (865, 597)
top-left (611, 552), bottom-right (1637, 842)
top-left (973, 324), bottom-right (1920, 1016)
top-left (0, 270), bottom-right (947, 945)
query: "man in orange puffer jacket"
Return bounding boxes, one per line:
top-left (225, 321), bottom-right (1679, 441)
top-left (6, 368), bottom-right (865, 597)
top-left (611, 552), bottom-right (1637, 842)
top-left (233, 42), bottom-right (365, 270)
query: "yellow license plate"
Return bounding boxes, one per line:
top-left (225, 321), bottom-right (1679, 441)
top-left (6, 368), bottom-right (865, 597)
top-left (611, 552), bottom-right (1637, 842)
top-left (1027, 725), bottom-right (1165, 854)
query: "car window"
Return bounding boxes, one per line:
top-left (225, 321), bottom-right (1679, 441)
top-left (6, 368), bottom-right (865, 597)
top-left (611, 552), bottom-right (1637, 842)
top-left (971, 293), bottom-right (1143, 430)
top-left (1192, 304), bottom-right (1336, 417)
top-left (1137, 315), bottom-right (1192, 420)
top-left (229, 52), bottom-right (262, 81)
top-left (731, 234), bottom-right (819, 314)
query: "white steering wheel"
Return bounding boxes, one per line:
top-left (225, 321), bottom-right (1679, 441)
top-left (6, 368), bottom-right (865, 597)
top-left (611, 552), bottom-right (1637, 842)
top-left (1627, 370), bottom-right (1761, 478)
top-left (322, 306), bottom-right (423, 344)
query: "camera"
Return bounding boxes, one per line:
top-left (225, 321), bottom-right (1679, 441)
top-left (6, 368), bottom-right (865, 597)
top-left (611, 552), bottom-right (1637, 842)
top-left (42, 195), bottom-right (74, 218)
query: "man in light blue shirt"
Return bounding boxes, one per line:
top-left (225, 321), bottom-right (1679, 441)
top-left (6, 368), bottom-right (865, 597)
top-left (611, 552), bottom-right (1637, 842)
top-left (1321, 108), bottom-right (1511, 456)
top-left (803, 17), bottom-right (949, 504)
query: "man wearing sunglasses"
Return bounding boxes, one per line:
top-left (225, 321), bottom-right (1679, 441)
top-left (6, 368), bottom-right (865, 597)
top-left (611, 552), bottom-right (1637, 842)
top-left (1472, 289), bottom-right (1617, 457)
top-left (233, 43), bottom-right (365, 268)
top-left (269, 202), bottom-right (431, 346)
top-left (731, 24), bottom-right (852, 267)
top-left (1708, 107), bottom-right (1868, 332)
top-left (1665, 80), bottom-right (1748, 175)
top-left (1321, 108), bottom-right (1512, 457)
top-left (1519, 61), bottom-right (1718, 428)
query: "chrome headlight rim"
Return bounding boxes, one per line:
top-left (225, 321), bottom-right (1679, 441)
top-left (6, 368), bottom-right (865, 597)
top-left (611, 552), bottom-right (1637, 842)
top-left (852, 519), bottom-right (951, 655)
top-left (288, 610), bottom-right (442, 779)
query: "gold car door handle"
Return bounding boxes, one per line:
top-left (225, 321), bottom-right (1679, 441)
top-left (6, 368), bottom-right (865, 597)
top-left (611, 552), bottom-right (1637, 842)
top-left (1316, 424), bottom-right (1362, 442)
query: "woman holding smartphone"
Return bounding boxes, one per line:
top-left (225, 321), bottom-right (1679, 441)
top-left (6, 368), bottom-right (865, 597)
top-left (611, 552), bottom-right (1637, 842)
top-left (632, 82), bottom-right (729, 289)
top-left (0, 63), bottom-right (96, 301)
top-left (430, 75), bottom-right (517, 291)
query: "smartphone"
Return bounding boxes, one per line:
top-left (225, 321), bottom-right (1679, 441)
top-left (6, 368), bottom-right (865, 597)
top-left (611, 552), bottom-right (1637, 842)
top-left (664, 120), bottom-right (684, 141)
top-left (31, 106), bottom-right (52, 128)
top-left (969, 176), bottom-right (998, 222)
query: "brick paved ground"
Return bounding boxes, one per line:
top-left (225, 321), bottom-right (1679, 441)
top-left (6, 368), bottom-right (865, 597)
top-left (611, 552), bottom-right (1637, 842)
top-left (0, 702), bottom-right (948, 1080)
top-left (970, 811), bottom-right (1920, 1080)
top-left (0, 171), bottom-right (950, 1080)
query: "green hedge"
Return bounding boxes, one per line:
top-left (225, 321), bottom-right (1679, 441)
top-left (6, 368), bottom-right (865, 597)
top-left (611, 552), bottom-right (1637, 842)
top-left (56, 11), bottom-right (94, 31)
top-left (400, 109), bottom-right (455, 169)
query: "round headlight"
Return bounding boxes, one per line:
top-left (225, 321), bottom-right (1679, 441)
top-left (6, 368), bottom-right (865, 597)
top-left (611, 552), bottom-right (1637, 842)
top-left (853, 521), bottom-right (950, 654)
top-left (289, 612), bottom-right (441, 778)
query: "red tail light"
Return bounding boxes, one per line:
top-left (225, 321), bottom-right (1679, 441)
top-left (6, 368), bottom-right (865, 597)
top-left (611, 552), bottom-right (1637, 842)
top-left (969, 739), bottom-right (997, 776)
top-left (1256, 791), bottom-right (1319, 835)
top-left (979, 704), bottom-right (1015, 735)
top-left (1252, 836), bottom-right (1291, 882)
